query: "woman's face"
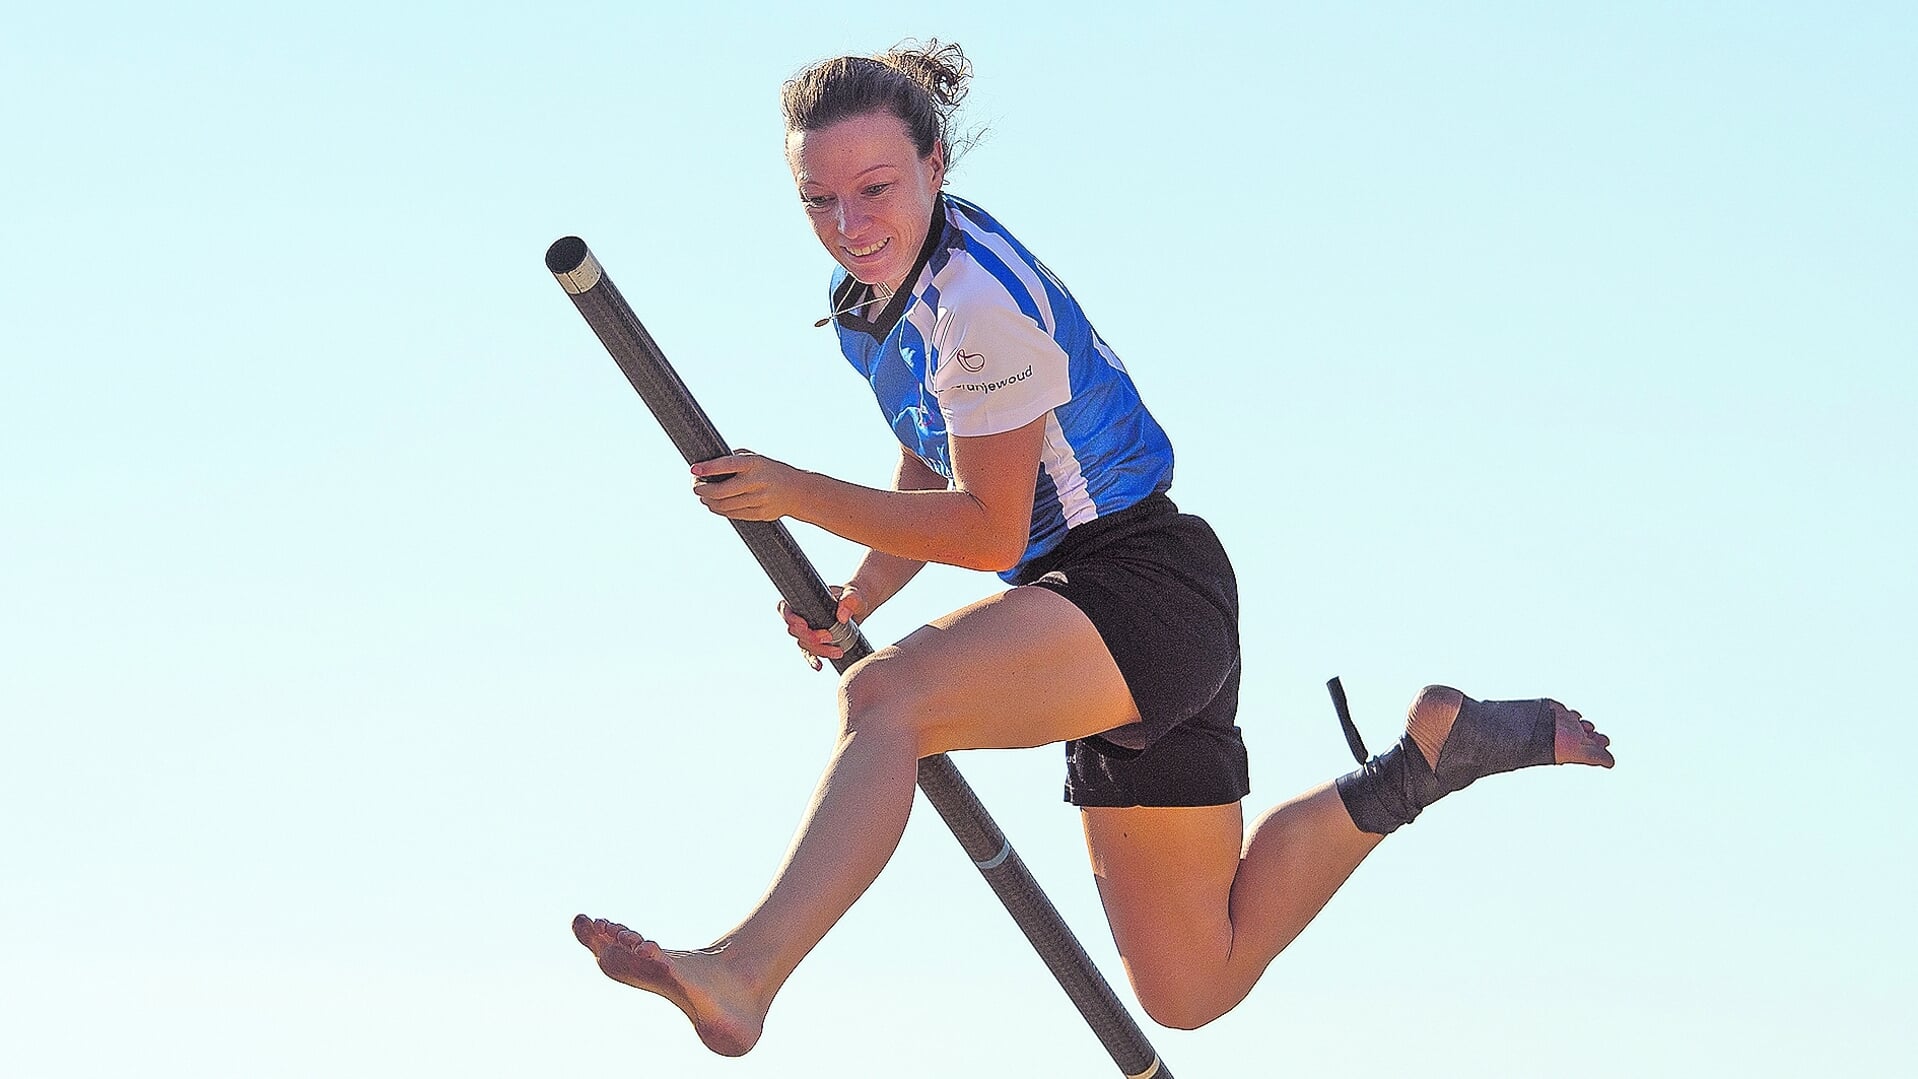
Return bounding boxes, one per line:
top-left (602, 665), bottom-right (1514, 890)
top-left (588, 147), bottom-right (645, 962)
top-left (786, 110), bottom-right (945, 293)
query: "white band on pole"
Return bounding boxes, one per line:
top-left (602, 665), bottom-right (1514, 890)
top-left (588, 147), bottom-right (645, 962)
top-left (827, 617), bottom-right (860, 650)
top-left (1125, 1055), bottom-right (1162, 1079)
top-left (973, 840), bottom-right (1011, 871)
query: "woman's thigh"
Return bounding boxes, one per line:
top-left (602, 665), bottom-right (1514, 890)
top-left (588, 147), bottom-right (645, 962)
top-left (1080, 803), bottom-right (1243, 1003)
top-left (841, 584), bottom-right (1140, 756)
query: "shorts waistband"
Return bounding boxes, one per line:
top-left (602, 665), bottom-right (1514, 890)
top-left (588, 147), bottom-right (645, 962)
top-left (1010, 492), bottom-right (1179, 586)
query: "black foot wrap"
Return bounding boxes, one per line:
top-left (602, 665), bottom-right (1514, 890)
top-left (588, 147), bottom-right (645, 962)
top-left (1335, 696), bottom-right (1556, 836)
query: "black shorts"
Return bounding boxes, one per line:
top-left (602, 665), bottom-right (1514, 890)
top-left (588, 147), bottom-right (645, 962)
top-left (1012, 494), bottom-right (1251, 808)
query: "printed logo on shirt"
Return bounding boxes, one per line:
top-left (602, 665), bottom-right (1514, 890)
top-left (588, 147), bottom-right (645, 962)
top-left (955, 348), bottom-right (987, 373)
top-left (951, 365), bottom-right (1034, 394)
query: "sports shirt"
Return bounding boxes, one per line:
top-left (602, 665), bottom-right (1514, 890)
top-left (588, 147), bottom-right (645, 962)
top-left (829, 193), bottom-right (1174, 581)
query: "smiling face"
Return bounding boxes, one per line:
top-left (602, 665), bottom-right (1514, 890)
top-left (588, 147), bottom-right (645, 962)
top-left (786, 110), bottom-right (946, 293)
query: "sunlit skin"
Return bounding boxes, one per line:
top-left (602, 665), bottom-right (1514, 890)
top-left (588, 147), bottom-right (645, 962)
top-left (570, 107), bottom-right (1617, 1055)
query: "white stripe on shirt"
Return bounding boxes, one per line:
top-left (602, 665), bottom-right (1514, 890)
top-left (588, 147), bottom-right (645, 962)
top-left (1042, 410), bottom-right (1098, 526)
top-left (950, 202), bottom-right (1057, 335)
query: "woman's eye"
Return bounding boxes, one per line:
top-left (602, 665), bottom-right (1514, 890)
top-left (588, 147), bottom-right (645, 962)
top-left (803, 194), bottom-right (833, 209)
top-left (863, 183), bottom-right (891, 198)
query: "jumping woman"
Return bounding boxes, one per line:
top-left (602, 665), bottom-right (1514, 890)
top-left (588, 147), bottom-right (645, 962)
top-left (572, 40), bottom-right (1615, 1056)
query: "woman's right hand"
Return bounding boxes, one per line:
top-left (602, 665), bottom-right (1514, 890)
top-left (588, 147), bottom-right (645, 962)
top-left (780, 584), bottom-right (870, 671)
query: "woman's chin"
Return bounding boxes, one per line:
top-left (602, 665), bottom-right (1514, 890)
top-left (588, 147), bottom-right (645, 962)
top-left (839, 262), bottom-right (886, 286)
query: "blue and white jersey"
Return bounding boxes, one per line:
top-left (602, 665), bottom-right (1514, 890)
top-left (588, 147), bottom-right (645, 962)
top-left (830, 194), bottom-right (1174, 580)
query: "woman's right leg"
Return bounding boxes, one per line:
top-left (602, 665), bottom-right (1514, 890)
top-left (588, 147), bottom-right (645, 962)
top-left (573, 584), bottom-right (1143, 1056)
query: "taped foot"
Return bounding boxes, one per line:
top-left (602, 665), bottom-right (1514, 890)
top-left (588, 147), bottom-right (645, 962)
top-left (571, 914), bottom-right (766, 1057)
top-left (1335, 687), bottom-right (1614, 835)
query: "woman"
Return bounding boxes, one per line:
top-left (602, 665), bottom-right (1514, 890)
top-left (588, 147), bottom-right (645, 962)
top-left (572, 40), bottom-right (1614, 1057)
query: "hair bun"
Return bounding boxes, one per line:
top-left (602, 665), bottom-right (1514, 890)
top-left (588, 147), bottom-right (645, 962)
top-left (783, 38), bottom-right (984, 169)
top-left (878, 38), bottom-right (972, 112)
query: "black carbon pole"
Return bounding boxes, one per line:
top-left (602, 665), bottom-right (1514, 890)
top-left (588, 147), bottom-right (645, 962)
top-left (547, 236), bottom-right (1169, 1079)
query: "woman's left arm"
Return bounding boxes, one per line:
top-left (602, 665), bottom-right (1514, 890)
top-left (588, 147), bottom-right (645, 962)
top-left (690, 415), bottom-right (1045, 573)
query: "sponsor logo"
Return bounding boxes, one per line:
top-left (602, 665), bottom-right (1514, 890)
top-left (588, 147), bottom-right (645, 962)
top-left (952, 364), bottom-right (1034, 394)
top-left (955, 348), bottom-right (987, 373)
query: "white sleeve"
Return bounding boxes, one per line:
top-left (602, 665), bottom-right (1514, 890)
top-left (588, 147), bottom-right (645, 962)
top-left (928, 299), bottom-right (1072, 437)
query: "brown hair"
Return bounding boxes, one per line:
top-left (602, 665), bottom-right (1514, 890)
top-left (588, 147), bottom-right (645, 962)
top-left (782, 39), bottom-right (975, 166)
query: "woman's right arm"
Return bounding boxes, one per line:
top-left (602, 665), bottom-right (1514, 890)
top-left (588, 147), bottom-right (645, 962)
top-left (783, 446), bottom-right (946, 662)
top-left (843, 446), bottom-right (948, 613)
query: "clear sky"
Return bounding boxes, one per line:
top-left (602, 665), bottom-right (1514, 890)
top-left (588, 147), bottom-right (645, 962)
top-left (3, 3), bottom-right (1912, 1076)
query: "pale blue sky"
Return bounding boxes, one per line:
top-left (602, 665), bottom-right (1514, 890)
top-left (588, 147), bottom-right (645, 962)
top-left (3, 3), bottom-right (1912, 1076)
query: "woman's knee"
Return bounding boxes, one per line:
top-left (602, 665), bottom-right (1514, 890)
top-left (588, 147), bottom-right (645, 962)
top-left (836, 647), bottom-right (943, 746)
top-left (1131, 974), bottom-right (1230, 1031)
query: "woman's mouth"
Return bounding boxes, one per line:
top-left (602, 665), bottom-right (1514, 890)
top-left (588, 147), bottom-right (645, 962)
top-left (844, 238), bottom-right (889, 259)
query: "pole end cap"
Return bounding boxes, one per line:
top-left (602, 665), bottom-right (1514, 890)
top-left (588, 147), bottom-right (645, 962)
top-left (546, 236), bottom-right (602, 294)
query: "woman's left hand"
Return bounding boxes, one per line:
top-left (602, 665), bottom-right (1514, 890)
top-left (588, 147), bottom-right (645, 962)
top-left (690, 450), bottom-right (813, 522)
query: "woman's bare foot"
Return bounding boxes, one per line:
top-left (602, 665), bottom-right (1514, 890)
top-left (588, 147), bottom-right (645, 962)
top-left (571, 915), bottom-right (767, 1057)
top-left (1546, 700), bottom-right (1616, 768)
top-left (1405, 687), bottom-right (1616, 772)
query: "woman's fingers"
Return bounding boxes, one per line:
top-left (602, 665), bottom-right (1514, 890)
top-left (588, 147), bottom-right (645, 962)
top-left (777, 595), bottom-right (846, 665)
top-left (690, 451), bottom-right (756, 480)
top-left (777, 599), bottom-right (832, 641)
top-left (796, 636), bottom-right (845, 668)
top-left (831, 584), bottom-right (865, 626)
top-left (693, 480), bottom-right (776, 520)
top-left (690, 453), bottom-right (791, 521)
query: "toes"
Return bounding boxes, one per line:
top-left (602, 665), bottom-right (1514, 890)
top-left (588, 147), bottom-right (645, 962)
top-left (573, 915), bottom-right (636, 953)
top-left (1581, 727), bottom-right (1616, 767)
top-left (1563, 740), bottom-right (1614, 768)
top-left (1554, 710), bottom-right (1617, 768)
top-left (1545, 700), bottom-right (1585, 720)
top-left (574, 915), bottom-right (669, 972)
top-left (572, 914), bottom-right (603, 949)
top-left (614, 927), bottom-right (659, 957)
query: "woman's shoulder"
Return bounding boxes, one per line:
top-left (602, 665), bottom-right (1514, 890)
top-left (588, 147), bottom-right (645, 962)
top-left (928, 195), bottom-right (1060, 325)
top-left (939, 194), bottom-right (1032, 266)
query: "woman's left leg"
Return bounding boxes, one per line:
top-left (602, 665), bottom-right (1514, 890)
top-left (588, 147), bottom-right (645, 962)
top-left (1081, 689), bottom-right (1615, 1030)
top-left (1080, 788), bottom-right (1381, 1030)
top-left (574, 584), bottom-right (1142, 1056)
